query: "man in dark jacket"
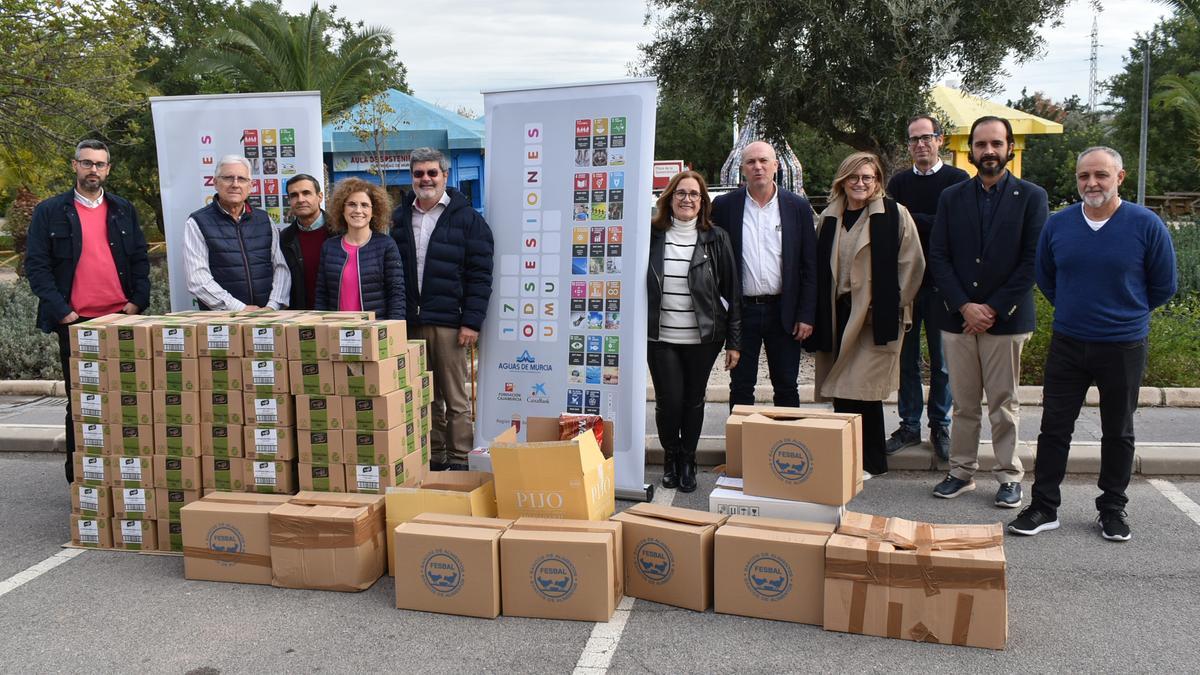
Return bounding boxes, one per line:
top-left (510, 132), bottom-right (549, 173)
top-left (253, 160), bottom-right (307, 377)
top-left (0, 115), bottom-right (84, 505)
top-left (25, 139), bottom-right (150, 483)
top-left (712, 140), bottom-right (817, 408)
top-left (279, 174), bottom-right (327, 310)
top-left (391, 147), bottom-right (494, 470)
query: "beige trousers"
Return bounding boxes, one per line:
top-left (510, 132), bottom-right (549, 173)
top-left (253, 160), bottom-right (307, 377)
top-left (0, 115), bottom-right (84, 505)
top-left (941, 331), bottom-right (1030, 484)
top-left (422, 324), bottom-right (475, 464)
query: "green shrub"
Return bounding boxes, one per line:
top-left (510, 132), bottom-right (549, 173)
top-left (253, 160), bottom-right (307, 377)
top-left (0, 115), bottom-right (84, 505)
top-left (1170, 217), bottom-right (1200, 299)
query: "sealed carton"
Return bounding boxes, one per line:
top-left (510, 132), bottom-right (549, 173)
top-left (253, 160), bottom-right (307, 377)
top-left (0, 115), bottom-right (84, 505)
top-left (741, 413), bottom-right (862, 506)
top-left (709, 475), bottom-right (844, 525)
top-left (111, 518), bottom-right (157, 550)
top-left (727, 405), bottom-right (863, 479)
top-left (200, 422), bottom-right (244, 458)
top-left (244, 425), bottom-right (297, 461)
top-left (70, 315), bottom-right (123, 359)
top-left (108, 359), bottom-right (152, 393)
top-left (417, 372), bottom-right (434, 408)
top-left (329, 320), bottom-right (406, 362)
top-left (106, 314), bottom-right (154, 360)
top-left (72, 483), bottom-right (112, 518)
top-left (289, 359), bottom-right (337, 395)
top-left (490, 421), bottom-right (615, 521)
top-left (286, 320), bottom-right (335, 362)
top-left (153, 357), bottom-right (199, 392)
top-left (72, 391), bottom-right (109, 424)
top-left (394, 515), bottom-right (515, 618)
top-left (153, 323), bottom-right (199, 359)
top-left (714, 516), bottom-right (834, 624)
top-left (114, 391), bottom-right (154, 425)
top-left (202, 456), bottom-right (247, 491)
top-left (106, 424), bottom-right (154, 457)
top-left (158, 518), bottom-right (184, 552)
top-left (200, 390), bottom-right (244, 425)
top-left (196, 318), bottom-right (243, 357)
top-left (298, 429), bottom-right (343, 464)
top-left (295, 394), bottom-right (343, 431)
top-left (199, 357), bottom-right (243, 391)
top-left (113, 486), bottom-right (156, 520)
top-left (334, 357), bottom-right (410, 397)
top-left (181, 493), bottom-right (293, 584)
top-left (500, 518), bottom-right (622, 622)
top-left (245, 459), bottom-right (297, 494)
top-left (154, 455), bottom-right (201, 490)
top-left (504, 517), bottom-right (624, 600)
top-left (344, 450), bottom-right (423, 494)
top-left (298, 462), bottom-right (346, 492)
top-left (407, 340), bottom-right (427, 374)
top-left (610, 504), bottom-right (726, 611)
top-left (242, 357), bottom-right (289, 394)
top-left (70, 358), bottom-right (108, 392)
top-left (269, 491), bottom-right (386, 591)
top-left (383, 471), bottom-right (499, 576)
top-left (342, 426), bottom-right (409, 467)
top-left (75, 421), bottom-right (107, 456)
top-left (71, 516), bottom-right (113, 548)
top-left (154, 423), bottom-right (200, 457)
top-left (156, 487), bottom-right (200, 521)
top-left (75, 455), bottom-right (108, 486)
top-left (245, 393), bottom-right (294, 427)
top-left (243, 321), bottom-right (294, 359)
top-left (823, 512), bottom-right (1008, 650)
top-left (153, 390), bottom-right (199, 425)
top-left (343, 389), bottom-right (414, 431)
top-left (107, 455), bottom-right (153, 489)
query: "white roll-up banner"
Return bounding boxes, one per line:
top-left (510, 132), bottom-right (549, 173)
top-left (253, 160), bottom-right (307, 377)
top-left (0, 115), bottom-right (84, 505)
top-left (479, 79), bottom-right (658, 499)
top-left (149, 91), bottom-right (324, 311)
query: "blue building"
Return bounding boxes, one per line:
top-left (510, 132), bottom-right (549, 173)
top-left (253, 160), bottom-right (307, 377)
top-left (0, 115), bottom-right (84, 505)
top-left (323, 89), bottom-right (485, 212)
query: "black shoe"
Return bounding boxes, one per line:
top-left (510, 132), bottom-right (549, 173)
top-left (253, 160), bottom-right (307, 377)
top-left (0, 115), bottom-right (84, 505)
top-left (1098, 510), bottom-right (1132, 542)
top-left (430, 459), bottom-right (451, 472)
top-left (1008, 506), bottom-right (1060, 536)
top-left (885, 427), bottom-right (921, 455)
top-left (661, 450), bottom-right (678, 489)
top-left (930, 426), bottom-right (950, 462)
top-left (446, 463), bottom-right (470, 471)
top-left (995, 482), bottom-right (1022, 508)
top-left (932, 474), bottom-right (975, 499)
top-left (678, 460), bottom-right (697, 493)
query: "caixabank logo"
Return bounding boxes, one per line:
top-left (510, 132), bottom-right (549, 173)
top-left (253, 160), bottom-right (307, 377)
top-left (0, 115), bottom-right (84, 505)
top-left (769, 439), bottom-right (813, 483)
top-left (422, 549), bottom-right (464, 597)
top-left (744, 554), bottom-right (792, 601)
top-left (531, 554), bottom-right (577, 602)
top-left (634, 539), bottom-right (673, 584)
top-left (206, 522), bottom-right (244, 566)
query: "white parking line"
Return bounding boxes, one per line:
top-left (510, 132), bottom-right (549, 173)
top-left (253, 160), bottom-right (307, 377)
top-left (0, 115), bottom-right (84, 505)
top-left (572, 482), bottom-right (675, 674)
top-left (0, 548), bottom-right (87, 599)
top-left (1149, 478), bottom-right (1200, 527)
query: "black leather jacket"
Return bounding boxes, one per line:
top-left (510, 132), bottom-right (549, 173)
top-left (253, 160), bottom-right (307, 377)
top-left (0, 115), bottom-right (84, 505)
top-left (648, 224), bottom-right (742, 350)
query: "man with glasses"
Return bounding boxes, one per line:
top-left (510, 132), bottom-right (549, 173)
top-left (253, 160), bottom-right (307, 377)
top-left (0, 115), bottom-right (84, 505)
top-left (883, 116), bottom-right (969, 461)
top-left (183, 154), bottom-right (290, 310)
top-left (279, 174), bottom-right (327, 310)
top-left (391, 147), bottom-right (494, 471)
top-left (25, 139), bottom-right (151, 483)
top-left (712, 140), bottom-right (817, 409)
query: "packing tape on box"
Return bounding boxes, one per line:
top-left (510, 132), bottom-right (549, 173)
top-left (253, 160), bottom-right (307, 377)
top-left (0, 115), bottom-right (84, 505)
top-left (826, 558), bottom-right (1006, 593)
top-left (182, 546), bottom-right (271, 567)
top-left (904, 594), bottom-right (975, 646)
top-left (269, 514), bottom-right (379, 549)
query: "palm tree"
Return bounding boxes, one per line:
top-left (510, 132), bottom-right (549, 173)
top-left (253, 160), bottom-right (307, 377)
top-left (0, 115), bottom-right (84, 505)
top-left (189, 1), bottom-right (403, 121)
top-left (1154, 0), bottom-right (1200, 21)
top-left (1155, 72), bottom-right (1200, 162)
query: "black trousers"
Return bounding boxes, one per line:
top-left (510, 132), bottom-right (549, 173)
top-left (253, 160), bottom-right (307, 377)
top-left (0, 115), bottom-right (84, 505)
top-left (1032, 332), bottom-right (1148, 515)
top-left (648, 340), bottom-right (723, 458)
top-left (729, 299), bottom-right (802, 407)
top-left (56, 324), bottom-right (75, 483)
top-left (832, 294), bottom-right (887, 475)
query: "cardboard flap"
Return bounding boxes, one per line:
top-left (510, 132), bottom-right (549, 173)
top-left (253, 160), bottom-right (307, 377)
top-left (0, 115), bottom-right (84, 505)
top-left (837, 511), bottom-right (1003, 552)
top-left (491, 428), bottom-right (604, 473)
top-left (622, 503), bottom-right (727, 527)
top-left (290, 491), bottom-right (384, 514)
top-left (410, 513), bottom-right (514, 531)
top-left (724, 515), bottom-right (834, 536)
top-left (198, 492), bottom-right (291, 506)
top-left (394, 521), bottom-right (503, 541)
top-left (400, 470), bottom-right (493, 493)
top-left (510, 517), bottom-right (620, 537)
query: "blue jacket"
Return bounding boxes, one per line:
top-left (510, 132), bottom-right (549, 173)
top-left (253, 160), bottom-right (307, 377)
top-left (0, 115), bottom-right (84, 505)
top-left (390, 188), bottom-right (493, 330)
top-left (25, 190), bottom-right (150, 333)
top-left (314, 232), bottom-right (406, 320)
top-left (188, 199), bottom-right (276, 309)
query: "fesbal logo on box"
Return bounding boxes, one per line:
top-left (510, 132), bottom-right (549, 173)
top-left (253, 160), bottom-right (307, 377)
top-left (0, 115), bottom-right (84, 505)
top-left (634, 538), bottom-right (673, 584)
top-left (422, 549), bottom-right (464, 597)
top-left (206, 523), bottom-right (245, 566)
top-left (769, 439), bottom-right (813, 483)
top-left (531, 554), bottom-right (577, 602)
top-left (744, 553), bottom-right (792, 601)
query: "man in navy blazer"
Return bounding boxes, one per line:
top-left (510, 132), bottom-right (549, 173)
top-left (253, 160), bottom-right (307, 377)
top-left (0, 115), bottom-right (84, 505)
top-left (928, 116), bottom-right (1048, 508)
top-left (712, 141), bottom-right (817, 408)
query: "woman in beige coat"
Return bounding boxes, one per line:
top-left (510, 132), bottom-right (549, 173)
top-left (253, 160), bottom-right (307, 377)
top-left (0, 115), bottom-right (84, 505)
top-left (804, 152), bottom-right (924, 477)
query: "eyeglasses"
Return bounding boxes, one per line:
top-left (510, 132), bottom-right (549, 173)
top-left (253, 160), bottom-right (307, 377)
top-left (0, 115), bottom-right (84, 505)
top-left (217, 175), bottom-right (252, 185)
top-left (412, 169), bottom-right (441, 178)
top-left (907, 133), bottom-right (940, 146)
top-left (845, 174), bottom-right (877, 185)
top-left (75, 160), bottom-right (109, 170)
top-left (673, 190), bottom-right (702, 202)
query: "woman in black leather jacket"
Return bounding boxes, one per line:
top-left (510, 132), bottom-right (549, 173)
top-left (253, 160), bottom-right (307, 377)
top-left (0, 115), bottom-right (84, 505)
top-left (647, 170), bottom-right (742, 492)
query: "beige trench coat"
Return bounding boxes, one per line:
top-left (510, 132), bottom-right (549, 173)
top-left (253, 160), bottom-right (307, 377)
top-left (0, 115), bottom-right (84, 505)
top-left (813, 196), bottom-right (925, 402)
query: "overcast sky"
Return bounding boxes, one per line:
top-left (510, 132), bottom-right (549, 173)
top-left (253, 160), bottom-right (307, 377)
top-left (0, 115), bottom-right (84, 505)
top-left (283, 0), bottom-right (1175, 116)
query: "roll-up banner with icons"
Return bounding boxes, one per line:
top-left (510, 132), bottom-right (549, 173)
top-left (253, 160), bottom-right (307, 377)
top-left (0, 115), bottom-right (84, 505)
top-left (150, 91), bottom-right (324, 311)
top-left (479, 79), bottom-right (657, 499)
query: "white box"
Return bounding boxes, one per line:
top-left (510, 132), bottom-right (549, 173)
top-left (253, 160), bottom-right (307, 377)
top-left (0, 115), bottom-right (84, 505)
top-left (467, 446), bottom-right (492, 473)
top-left (709, 476), bottom-right (842, 525)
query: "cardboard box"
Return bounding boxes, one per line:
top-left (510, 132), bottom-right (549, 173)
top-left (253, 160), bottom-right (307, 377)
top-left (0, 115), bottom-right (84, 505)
top-left (114, 391), bottom-right (154, 425)
top-left (72, 391), bottom-right (109, 424)
top-left (72, 483), bottom-right (112, 518)
top-left (245, 393), bottom-right (295, 427)
top-left (181, 493), bottom-right (293, 584)
top-left (714, 516), bottom-right (834, 624)
top-left (709, 476), bottom-right (844, 525)
top-left (107, 455), bottom-right (153, 489)
top-left (245, 459), bottom-right (297, 494)
top-left (333, 357), bottom-right (410, 397)
top-left (329, 320), bottom-right (406, 362)
top-left (727, 406), bottom-right (863, 479)
top-left (153, 322), bottom-right (199, 359)
top-left (417, 372), bottom-right (434, 408)
top-left (106, 314), bottom-right (154, 360)
top-left (202, 456), bottom-right (247, 491)
top-left (500, 519), bottom-right (621, 622)
top-left (343, 426), bottom-right (409, 467)
top-left (490, 423), bottom-right (614, 521)
top-left (199, 357), bottom-right (243, 391)
top-left (467, 447), bottom-right (492, 473)
top-left (200, 389), bottom-right (244, 425)
top-left (298, 429), bottom-right (343, 464)
top-left (504, 517), bottom-right (624, 600)
top-left (243, 358), bottom-right (289, 394)
top-left (70, 357), bottom-right (108, 392)
top-left (741, 414), bottom-right (862, 506)
top-left (153, 390), bottom-right (199, 425)
top-left (295, 394), bottom-right (343, 431)
top-left (158, 518), bottom-right (184, 552)
top-left (75, 421), bottom-right (108, 456)
top-left (154, 423), bottom-right (200, 457)
top-left (823, 512), bottom-right (1008, 649)
top-left (343, 389), bottom-right (414, 431)
top-left (70, 315), bottom-right (122, 360)
top-left (200, 422), bottom-right (245, 458)
top-left (113, 486), bottom-right (156, 520)
top-left (394, 515), bottom-right (514, 618)
top-left (244, 425), bottom-right (297, 461)
top-left (289, 359), bottom-right (336, 395)
top-left (196, 318), bottom-right (243, 357)
top-left (154, 455), bottom-right (201, 490)
top-left (156, 487), bottom-right (200, 521)
top-left (75, 455), bottom-right (108, 487)
top-left (108, 358), bottom-right (152, 393)
top-left (286, 320), bottom-right (335, 362)
top-left (243, 321), bottom-right (291, 359)
top-left (269, 491), bottom-right (386, 591)
top-left (71, 516), bottom-right (112, 548)
top-left (384, 471), bottom-right (499, 576)
top-left (299, 462), bottom-right (346, 492)
top-left (110, 517), bottom-right (157, 550)
top-left (105, 424), bottom-right (154, 457)
top-left (407, 340), bottom-right (427, 374)
top-left (153, 357), bottom-right (199, 392)
top-left (344, 450), bottom-right (423, 494)
top-left (610, 504), bottom-right (726, 611)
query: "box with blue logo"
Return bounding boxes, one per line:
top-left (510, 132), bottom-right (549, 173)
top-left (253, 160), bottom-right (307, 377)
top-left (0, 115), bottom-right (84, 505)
top-left (269, 491), bottom-right (386, 591)
top-left (500, 518), bottom-right (623, 622)
top-left (180, 492), bottom-right (292, 584)
top-left (393, 514), bottom-right (515, 618)
top-left (714, 515), bottom-right (834, 624)
top-left (610, 504), bottom-right (726, 611)
top-left (741, 414), bottom-right (862, 506)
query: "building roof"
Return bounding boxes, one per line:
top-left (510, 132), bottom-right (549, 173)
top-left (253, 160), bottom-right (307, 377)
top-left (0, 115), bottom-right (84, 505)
top-left (930, 85), bottom-right (1064, 136)
top-left (323, 89), bottom-right (485, 153)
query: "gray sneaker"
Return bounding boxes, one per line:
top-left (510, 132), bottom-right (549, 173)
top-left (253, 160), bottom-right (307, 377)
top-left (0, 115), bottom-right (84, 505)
top-left (932, 475), bottom-right (976, 499)
top-left (885, 427), bottom-right (921, 455)
top-left (995, 482), bottom-right (1023, 508)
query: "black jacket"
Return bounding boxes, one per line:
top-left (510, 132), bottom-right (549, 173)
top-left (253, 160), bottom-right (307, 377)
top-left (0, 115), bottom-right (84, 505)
top-left (279, 210), bottom-right (328, 310)
top-left (648, 224), bottom-right (742, 349)
top-left (390, 188), bottom-right (493, 330)
top-left (25, 190), bottom-right (150, 333)
top-left (928, 173), bottom-right (1048, 335)
top-left (711, 186), bottom-right (818, 328)
top-left (314, 232), bottom-right (406, 320)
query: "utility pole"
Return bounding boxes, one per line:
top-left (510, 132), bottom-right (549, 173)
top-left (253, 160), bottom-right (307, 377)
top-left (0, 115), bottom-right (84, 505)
top-left (1138, 38), bottom-right (1150, 205)
top-left (1089, 16), bottom-right (1099, 113)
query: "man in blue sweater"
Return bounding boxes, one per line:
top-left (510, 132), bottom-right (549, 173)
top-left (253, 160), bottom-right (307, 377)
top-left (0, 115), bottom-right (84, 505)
top-left (1009, 147), bottom-right (1177, 541)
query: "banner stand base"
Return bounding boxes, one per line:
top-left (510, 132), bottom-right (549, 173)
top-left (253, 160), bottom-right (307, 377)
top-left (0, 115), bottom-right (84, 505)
top-left (616, 484), bottom-right (654, 503)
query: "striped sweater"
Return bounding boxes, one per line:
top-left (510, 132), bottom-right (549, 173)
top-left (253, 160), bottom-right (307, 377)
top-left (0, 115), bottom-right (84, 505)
top-left (657, 217), bottom-right (701, 344)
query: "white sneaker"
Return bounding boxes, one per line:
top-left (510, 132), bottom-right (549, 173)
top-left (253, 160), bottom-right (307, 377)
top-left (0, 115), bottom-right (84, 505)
top-left (862, 471), bottom-right (873, 481)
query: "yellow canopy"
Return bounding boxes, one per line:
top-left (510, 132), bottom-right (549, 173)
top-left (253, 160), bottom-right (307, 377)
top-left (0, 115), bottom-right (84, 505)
top-left (929, 85), bottom-right (1063, 178)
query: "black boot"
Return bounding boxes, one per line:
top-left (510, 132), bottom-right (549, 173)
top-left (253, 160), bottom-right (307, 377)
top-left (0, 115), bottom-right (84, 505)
top-left (678, 451), bottom-right (697, 493)
top-left (661, 446), bottom-right (679, 489)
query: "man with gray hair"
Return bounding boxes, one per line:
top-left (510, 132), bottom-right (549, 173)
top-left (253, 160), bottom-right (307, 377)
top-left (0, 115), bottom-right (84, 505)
top-left (183, 154), bottom-right (290, 310)
top-left (391, 147), bottom-right (494, 470)
top-left (1009, 146), bottom-right (1177, 541)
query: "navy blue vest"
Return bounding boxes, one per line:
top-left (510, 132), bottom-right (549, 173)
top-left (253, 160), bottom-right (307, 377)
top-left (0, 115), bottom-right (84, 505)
top-left (189, 198), bottom-right (275, 307)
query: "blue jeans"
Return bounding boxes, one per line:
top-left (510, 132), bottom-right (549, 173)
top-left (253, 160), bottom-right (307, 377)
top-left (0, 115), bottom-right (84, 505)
top-left (897, 288), bottom-right (951, 431)
top-left (729, 299), bottom-right (802, 407)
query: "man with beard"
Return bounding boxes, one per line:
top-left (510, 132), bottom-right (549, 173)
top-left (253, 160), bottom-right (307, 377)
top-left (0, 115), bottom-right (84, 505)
top-left (391, 147), bottom-right (494, 470)
top-left (1009, 147), bottom-right (1176, 541)
top-left (279, 174), bottom-right (327, 310)
top-left (928, 116), bottom-right (1047, 508)
top-left (25, 139), bottom-right (151, 482)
